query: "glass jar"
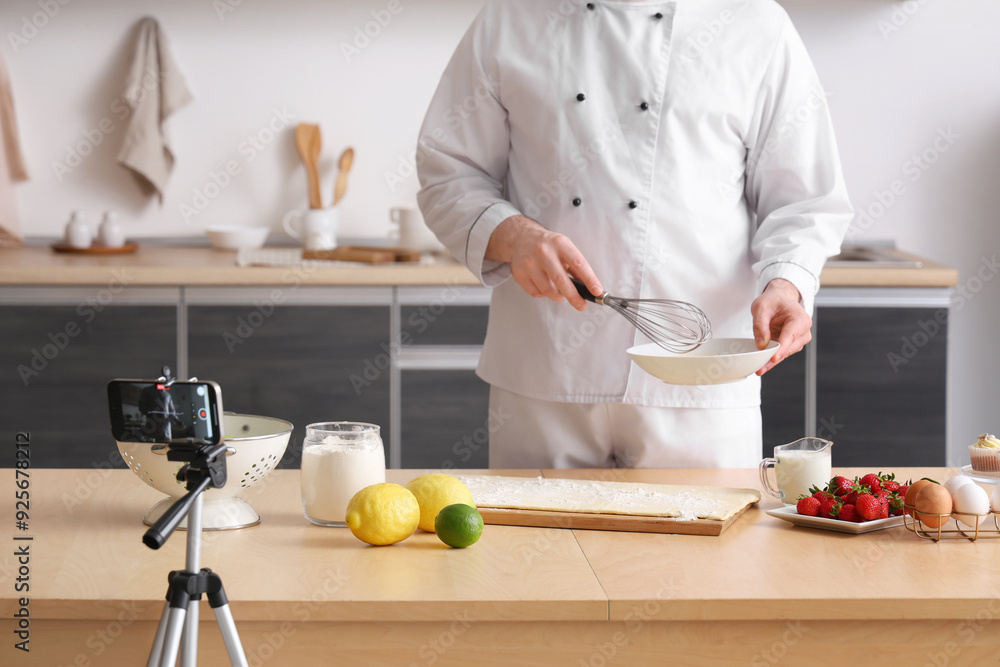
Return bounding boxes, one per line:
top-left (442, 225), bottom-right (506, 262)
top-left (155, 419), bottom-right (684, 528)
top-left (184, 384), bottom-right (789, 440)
top-left (300, 422), bottom-right (386, 526)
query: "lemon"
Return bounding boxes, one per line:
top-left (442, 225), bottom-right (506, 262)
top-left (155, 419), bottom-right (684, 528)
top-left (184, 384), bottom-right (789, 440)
top-left (344, 483), bottom-right (420, 546)
top-left (434, 504), bottom-right (484, 548)
top-left (405, 473), bottom-right (476, 533)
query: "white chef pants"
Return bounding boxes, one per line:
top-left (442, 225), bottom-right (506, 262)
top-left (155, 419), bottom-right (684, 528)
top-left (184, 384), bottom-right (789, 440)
top-left (488, 386), bottom-right (762, 469)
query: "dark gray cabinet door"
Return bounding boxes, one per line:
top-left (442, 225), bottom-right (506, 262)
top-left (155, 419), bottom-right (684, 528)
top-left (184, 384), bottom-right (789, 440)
top-left (816, 307), bottom-right (947, 467)
top-left (760, 348), bottom-right (807, 457)
top-left (401, 370), bottom-right (490, 469)
top-left (187, 305), bottom-right (391, 469)
top-left (0, 305), bottom-right (176, 467)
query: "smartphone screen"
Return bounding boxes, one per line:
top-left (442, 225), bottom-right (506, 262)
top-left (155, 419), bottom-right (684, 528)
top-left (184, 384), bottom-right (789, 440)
top-left (108, 380), bottom-right (223, 445)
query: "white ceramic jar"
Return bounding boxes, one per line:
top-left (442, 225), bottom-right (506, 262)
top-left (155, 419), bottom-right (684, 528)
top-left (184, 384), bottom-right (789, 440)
top-left (64, 211), bottom-right (93, 249)
top-left (98, 211), bottom-right (125, 248)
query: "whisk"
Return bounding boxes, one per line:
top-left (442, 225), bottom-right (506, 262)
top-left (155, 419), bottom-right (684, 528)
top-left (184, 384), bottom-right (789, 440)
top-left (571, 278), bottom-right (712, 353)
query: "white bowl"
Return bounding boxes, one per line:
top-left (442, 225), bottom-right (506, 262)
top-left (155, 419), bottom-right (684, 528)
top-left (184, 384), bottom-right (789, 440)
top-left (117, 413), bottom-right (293, 530)
top-left (627, 338), bottom-right (779, 385)
top-left (206, 225), bottom-right (269, 251)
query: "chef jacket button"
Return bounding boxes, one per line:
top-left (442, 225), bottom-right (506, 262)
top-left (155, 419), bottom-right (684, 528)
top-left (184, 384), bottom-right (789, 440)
top-left (639, 101), bottom-right (649, 111)
top-left (576, 93), bottom-right (586, 102)
top-left (587, 3), bottom-right (595, 9)
top-left (653, 12), bottom-right (663, 19)
top-left (572, 198), bottom-right (582, 207)
top-left (628, 200), bottom-right (638, 209)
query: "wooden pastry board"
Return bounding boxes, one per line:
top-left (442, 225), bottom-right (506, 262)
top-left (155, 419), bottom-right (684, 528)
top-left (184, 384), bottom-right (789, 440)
top-left (303, 246), bottom-right (421, 263)
top-left (476, 503), bottom-right (754, 536)
top-left (460, 475), bottom-right (760, 536)
top-left (51, 242), bottom-right (138, 254)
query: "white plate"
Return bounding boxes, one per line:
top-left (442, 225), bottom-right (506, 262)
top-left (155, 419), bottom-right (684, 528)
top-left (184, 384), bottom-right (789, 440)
top-left (959, 465), bottom-right (1000, 485)
top-left (627, 338), bottom-right (778, 385)
top-left (766, 505), bottom-right (904, 534)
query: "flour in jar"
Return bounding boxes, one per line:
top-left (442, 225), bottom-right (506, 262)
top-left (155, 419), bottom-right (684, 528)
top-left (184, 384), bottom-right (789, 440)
top-left (301, 435), bottom-right (385, 524)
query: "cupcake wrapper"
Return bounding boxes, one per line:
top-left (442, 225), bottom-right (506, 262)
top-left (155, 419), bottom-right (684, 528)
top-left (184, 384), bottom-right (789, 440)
top-left (969, 445), bottom-right (1000, 473)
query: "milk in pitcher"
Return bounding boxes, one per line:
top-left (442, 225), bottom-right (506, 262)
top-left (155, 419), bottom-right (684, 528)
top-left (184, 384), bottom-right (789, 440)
top-left (774, 449), bottom-right (832, 503)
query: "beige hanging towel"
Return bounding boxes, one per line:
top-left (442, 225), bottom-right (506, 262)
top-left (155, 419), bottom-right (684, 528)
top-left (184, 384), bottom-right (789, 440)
top-left (0, 49), bottom-right (29, 247)
top-left (117, 17), bottom-right (193, 203)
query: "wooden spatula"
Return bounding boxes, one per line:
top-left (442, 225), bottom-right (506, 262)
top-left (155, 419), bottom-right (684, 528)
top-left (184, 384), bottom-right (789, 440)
top-left (294, 124), bottom-right (323, 209)
top-left (332, 147), bottom-right (354, 206)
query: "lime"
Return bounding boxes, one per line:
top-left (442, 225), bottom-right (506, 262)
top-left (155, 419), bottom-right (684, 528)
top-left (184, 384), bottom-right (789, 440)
top-left (405, 473), bottom-right (476, 533)
top-left (344, 483), bottom-right (420, 546)
top-left (434, 503), bottom-right (484, 548)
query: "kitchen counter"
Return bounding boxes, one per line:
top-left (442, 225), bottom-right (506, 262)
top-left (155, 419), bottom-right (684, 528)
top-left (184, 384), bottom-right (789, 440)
top-left (3, 467), bottom-right (997, 665)
top-left (0, 245), bottom-right (959, 287)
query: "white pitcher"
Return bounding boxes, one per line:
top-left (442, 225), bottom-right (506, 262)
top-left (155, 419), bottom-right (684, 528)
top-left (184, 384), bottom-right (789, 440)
top-left (283, 207), bottom-right (338, 251)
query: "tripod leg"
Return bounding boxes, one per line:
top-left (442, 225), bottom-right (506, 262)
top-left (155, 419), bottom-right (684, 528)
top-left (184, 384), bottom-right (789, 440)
top-left (181, 599), bottom-right (200, 667)
top-left (146, 601), bottom-right (171, 667)
top-left (213, 604), bottom-right (248, 667)
top-left (158, 604), bottom-right (188, 667)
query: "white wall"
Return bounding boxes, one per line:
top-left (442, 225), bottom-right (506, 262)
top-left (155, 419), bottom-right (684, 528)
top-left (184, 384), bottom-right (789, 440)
top-left (1, 0), bottom-right (484, 240)
top-left (4, 0), bottom-right (998, 463)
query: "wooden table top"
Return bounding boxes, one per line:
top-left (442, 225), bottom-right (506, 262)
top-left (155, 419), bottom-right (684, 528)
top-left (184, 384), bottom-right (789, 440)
top-left (1, 467), bottom-right (991, 624)
top-left (0, 246), bottom-right (957, 287)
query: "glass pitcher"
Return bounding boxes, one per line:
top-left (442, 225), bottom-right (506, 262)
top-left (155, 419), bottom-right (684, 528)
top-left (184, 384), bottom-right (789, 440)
top-left (759, 437), bottom-right (833, 504)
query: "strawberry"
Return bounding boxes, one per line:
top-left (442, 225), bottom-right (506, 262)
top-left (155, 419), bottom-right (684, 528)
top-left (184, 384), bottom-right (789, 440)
top-left (876, 494), bottom-right (890, 519)
top-left (796, 496), bottom-right (821, 517)
top-left (883, 480), bottom-right (901, 493)
top-left (888, 492), bottom-right (905, 516)
top-left (828, 476), bottom-right (855, 497)
top-left (819, 497), bottom-right (841, 519)
top-left (837, 504), bottom-right (860, 522)
top-left (812, 489), bottom-right (834, 501)
top-left (842, 483), bottom-right (863, 506)
top-left (859, 473), bottom-right (883, 494)
top-left (855, 493), bottom-right (881, 522)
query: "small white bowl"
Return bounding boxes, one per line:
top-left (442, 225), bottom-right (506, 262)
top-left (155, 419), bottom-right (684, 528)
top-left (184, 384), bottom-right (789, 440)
top-left (206, 225), bottom-right (269, 251)
top-left (627, 338), bottom-right (779, 385)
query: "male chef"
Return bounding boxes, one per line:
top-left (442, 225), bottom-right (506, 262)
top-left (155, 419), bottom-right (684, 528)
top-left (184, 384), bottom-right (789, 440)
top-left (416, 0), bottom-right (853, 469)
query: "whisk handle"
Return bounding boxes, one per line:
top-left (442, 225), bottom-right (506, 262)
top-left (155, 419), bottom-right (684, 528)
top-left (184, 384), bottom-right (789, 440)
top-left (571, 278), bottom-right (599, 304)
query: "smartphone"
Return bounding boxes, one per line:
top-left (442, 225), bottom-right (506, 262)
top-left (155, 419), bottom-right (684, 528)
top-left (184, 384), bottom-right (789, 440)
top-left (108, 379), bottom-right (224, 446)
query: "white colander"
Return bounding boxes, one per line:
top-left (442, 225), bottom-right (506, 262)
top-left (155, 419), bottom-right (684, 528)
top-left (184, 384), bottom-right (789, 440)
top-left (117, 413), bottom-right (293, 530)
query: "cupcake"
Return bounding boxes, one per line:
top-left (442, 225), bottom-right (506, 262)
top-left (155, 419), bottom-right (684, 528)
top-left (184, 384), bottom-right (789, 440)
top-left (969, 433), bottom-right (1000, 474)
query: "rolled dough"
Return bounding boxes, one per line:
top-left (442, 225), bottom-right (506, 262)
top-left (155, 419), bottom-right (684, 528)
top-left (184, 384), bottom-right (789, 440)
top-left (459, 475), bottom-right (761, 522)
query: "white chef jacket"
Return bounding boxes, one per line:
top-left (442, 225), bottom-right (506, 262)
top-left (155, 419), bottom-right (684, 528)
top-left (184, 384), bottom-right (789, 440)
top-left (416, 0), bottom-right (853, 409)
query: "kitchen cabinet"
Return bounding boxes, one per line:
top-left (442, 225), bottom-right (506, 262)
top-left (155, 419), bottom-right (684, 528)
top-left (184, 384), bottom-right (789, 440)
top-left (0, 287), bottom-right (178, 468)
top-left (760, 288), bottom-right (951, 466)
top-left (814, 304), bottom-right (947, 467)
top-left (393, 286), bottom-right (492, 468)
top-left (185, 287), bottom-right (393, 469)
top-left (399, 370), bottom-right (490, 468)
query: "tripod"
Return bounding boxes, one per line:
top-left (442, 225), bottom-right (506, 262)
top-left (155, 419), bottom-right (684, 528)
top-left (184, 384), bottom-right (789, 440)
top-left (144, 442), bottom-right (248, 667)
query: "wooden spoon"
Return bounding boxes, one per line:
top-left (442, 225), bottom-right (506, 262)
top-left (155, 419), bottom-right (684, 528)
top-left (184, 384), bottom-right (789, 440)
top-left (332, 147), bottom-right (355, 206)
top-left (294, 124), bottom-right (323, 209)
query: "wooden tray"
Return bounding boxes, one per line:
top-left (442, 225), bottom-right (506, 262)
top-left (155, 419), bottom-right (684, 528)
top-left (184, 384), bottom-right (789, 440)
top-left (51, 242), bottom-right (138, 254)
top-left (303, 246), bottom-right (421, 263)
top-left (477, 503), bottom-right (755, 536)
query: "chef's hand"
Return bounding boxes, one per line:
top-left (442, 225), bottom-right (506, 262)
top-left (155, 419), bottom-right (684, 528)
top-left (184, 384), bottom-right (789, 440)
top-left (751, 279), bottom-right (812, 375)
top-left (486, 214), bottom-right (602, 311)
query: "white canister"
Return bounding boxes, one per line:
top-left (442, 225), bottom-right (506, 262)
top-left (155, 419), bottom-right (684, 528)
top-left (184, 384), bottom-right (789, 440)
top-left (98, 211), bottom-right (126, 248)
top-left (64, 211), bottom-right (93, 249)
top-left (390, 207), bottom-right (444, 252)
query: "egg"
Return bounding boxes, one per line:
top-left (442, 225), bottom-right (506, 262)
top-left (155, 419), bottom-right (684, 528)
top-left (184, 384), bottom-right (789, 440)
top-left (991, 485), bottom-right (1000, 513)
top-left (943, 475), bottom-right (975, 497)
top-left (951, 483), bottom-right (991, 527)
top-left (904, 479), bottom-right (935, 516)
top-left (914, 483), bottom-right (952, 528)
